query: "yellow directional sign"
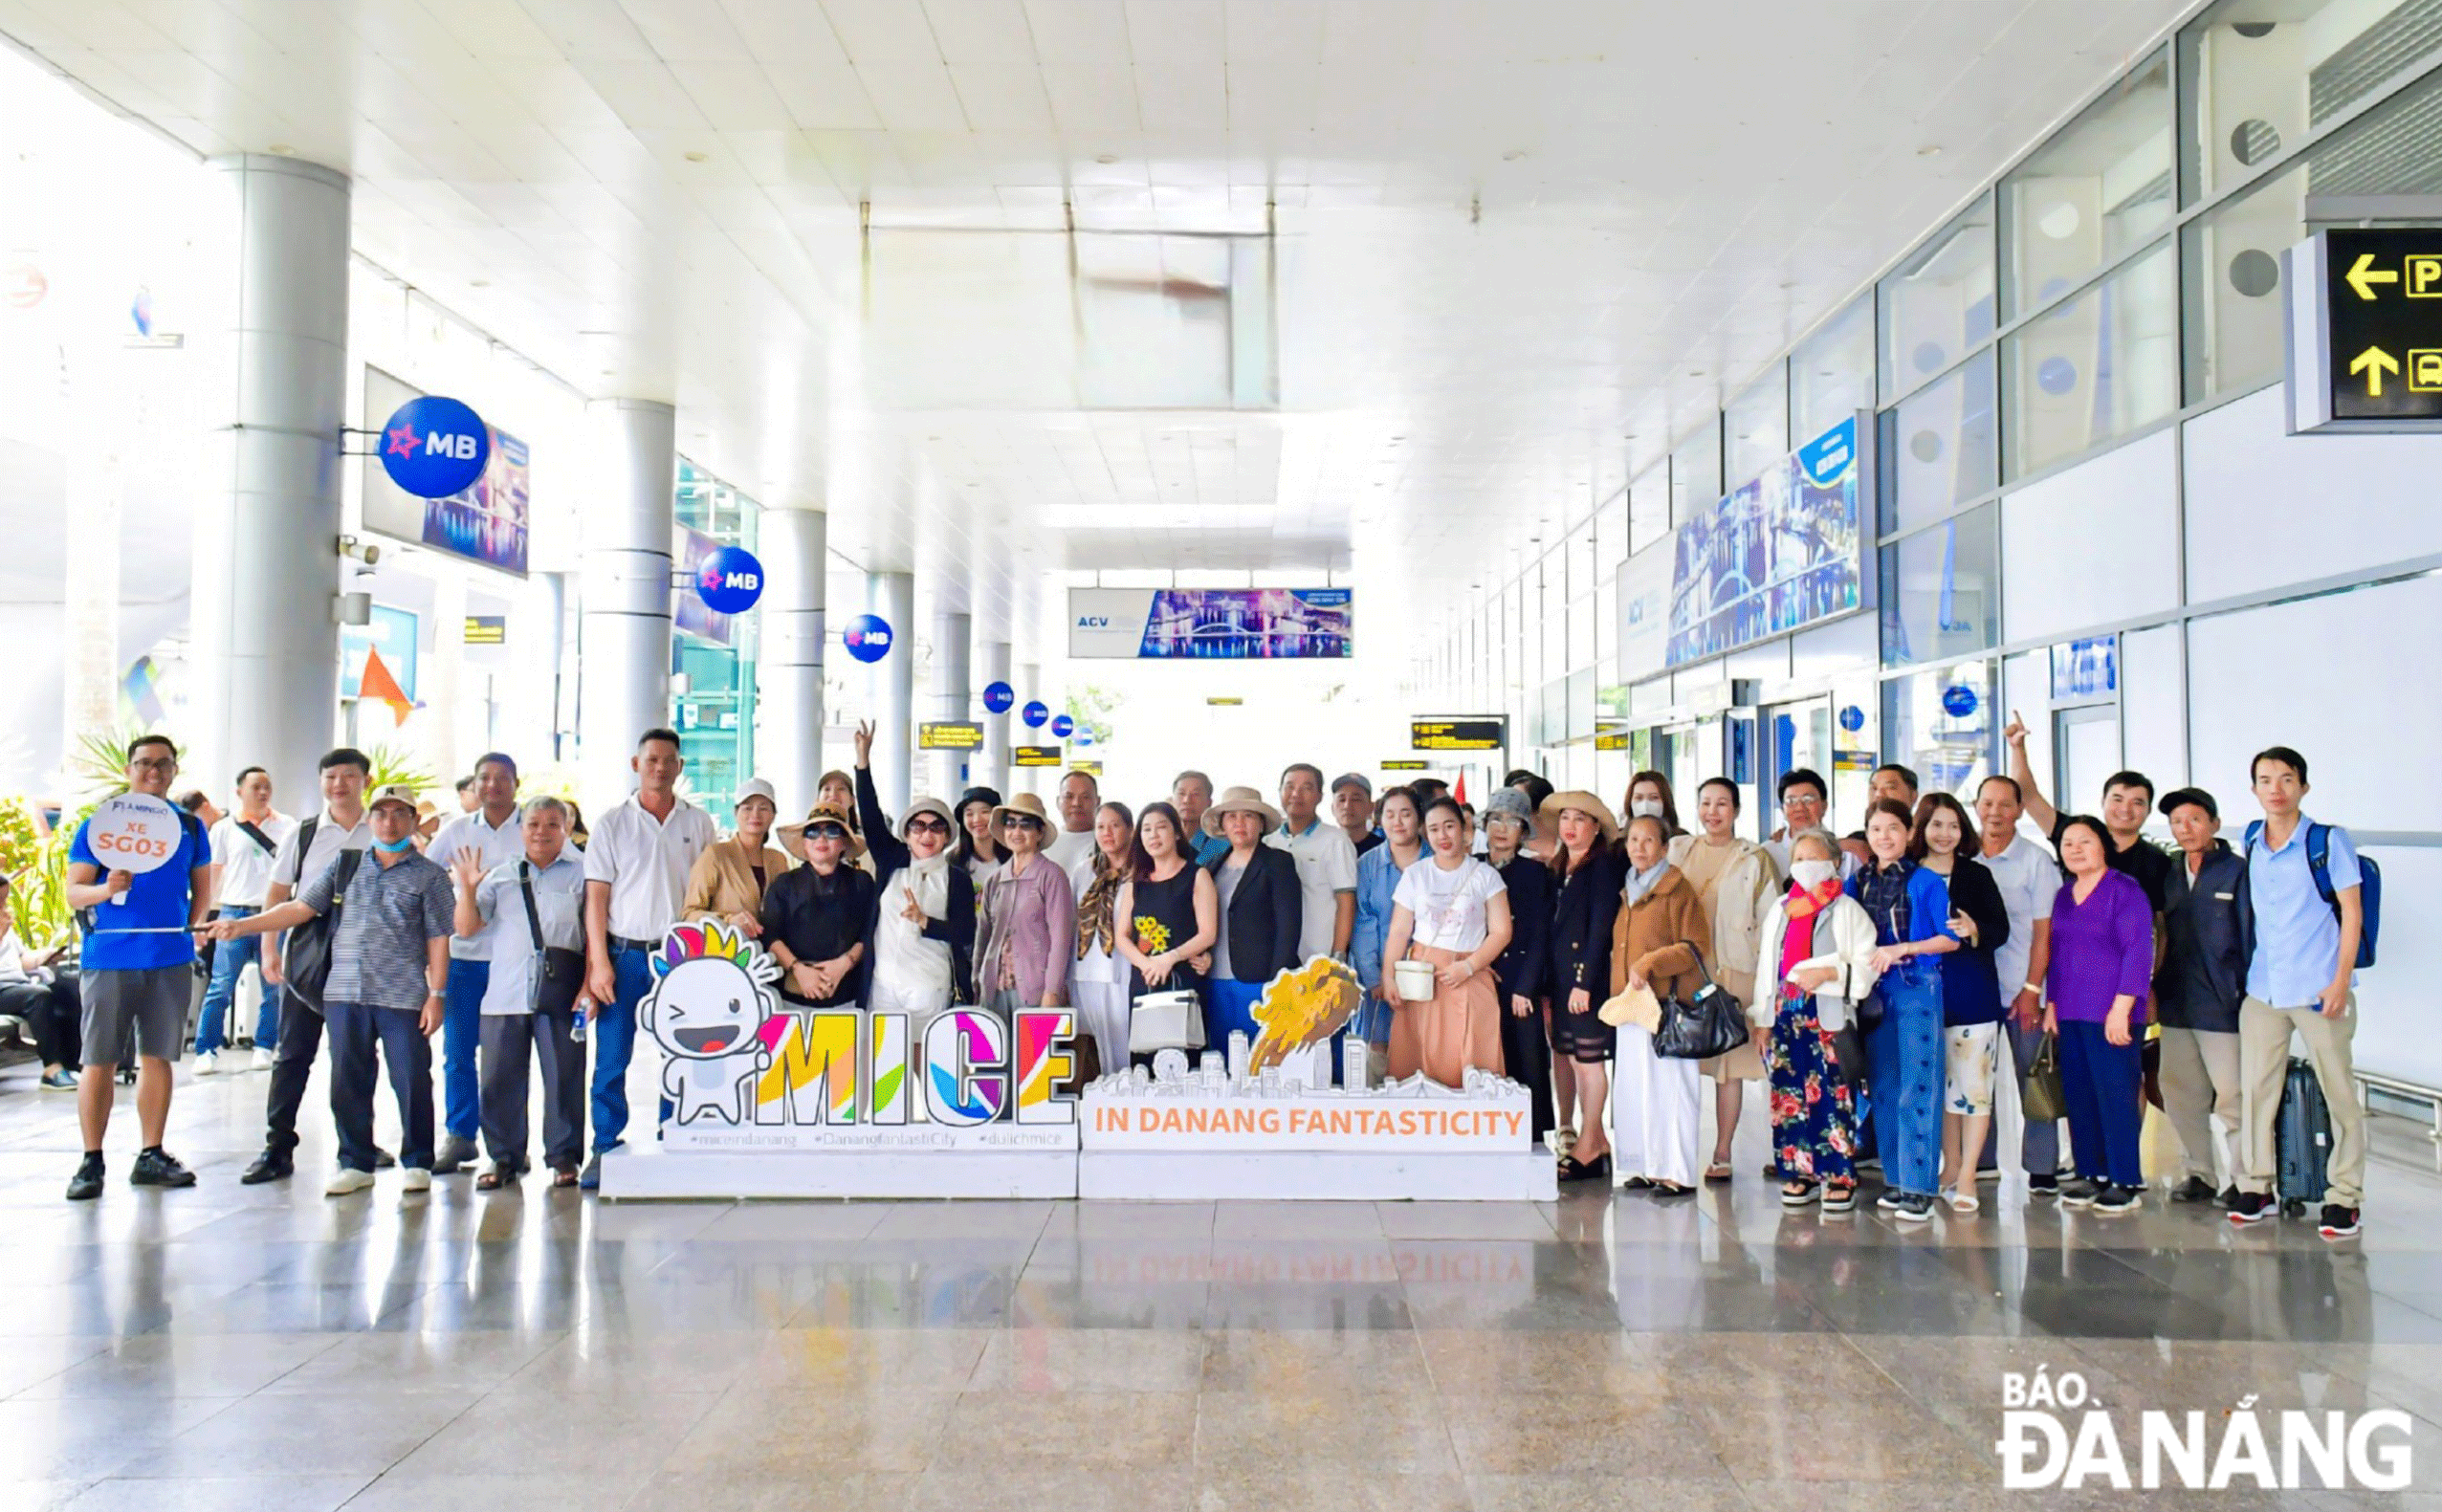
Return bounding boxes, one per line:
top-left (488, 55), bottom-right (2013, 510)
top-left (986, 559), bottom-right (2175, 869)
top-left (2412, 350), bottom-right (2442, 392)
top-left (2346, 253), bottom-right (2399, 301)
top-left (2353, 346), bottom-right (2401, 396)
top-left (2411, 255), bottom-right (2442, 298)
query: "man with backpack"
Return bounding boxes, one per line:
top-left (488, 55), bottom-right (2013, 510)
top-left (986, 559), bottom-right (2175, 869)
top-left (2228, 746), bottom-right (2374, 1239)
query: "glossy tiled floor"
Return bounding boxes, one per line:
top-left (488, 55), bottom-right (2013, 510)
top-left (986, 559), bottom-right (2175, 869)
top-left (0, 1048), bottom-right (2438, 1510)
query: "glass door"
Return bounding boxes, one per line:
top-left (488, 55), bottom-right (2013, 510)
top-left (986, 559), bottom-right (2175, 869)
top-left (1764, 696), bottom-right (1833, 842)
top-left (2054, 704), bottom-right (2121, 820)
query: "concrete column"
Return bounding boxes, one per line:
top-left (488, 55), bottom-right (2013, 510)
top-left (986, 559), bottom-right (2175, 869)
top-left (1017, 659), bottom-right (1042, 796)
top-left (978, 639), bottom-right (1012, 795)
top-left (577, 398), bottom-right (676, 814)
top-left (187, 154), bottom-right (350, 803)
top-left (867, 572), bottom-right (915, 814)
top-left (928, 610), bottom-right (971, 800)
top-left (59, 363), bottom-right (121, 743)
top-left (756, 509), bottom-right (826, 816)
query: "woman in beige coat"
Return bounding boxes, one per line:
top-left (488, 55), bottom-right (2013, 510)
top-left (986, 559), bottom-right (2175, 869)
top-left (1666, 777), bottom-right (1780, 1183)
top-left (683, 778), bottom-right (793, 935)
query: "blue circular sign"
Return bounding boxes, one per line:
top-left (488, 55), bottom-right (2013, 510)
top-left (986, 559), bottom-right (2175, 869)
top-left (1837, 705), bottom-right (1865, 733)
top-left (379, 395), bottom-right (490, 498)
top-left (1941, 684), bottom-right (1979, 718)
top-left (1050, 713), bottom-right (1075, 739)
top-left (1074, 728), bottom-right (1095, 748)
top-left (695, 545), bottom-right (764, 615)
top-left (982, 681), bottom-right (1015, 714)
top-left (1021, 700), bottom-right (1049, 730)
top-left (842, 613), bottom-right (893, 664)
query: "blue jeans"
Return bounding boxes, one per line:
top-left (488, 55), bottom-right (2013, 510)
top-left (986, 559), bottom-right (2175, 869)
top-left (195, 907), bottom-right (275, 1054)
top-left (442, 958), bottom-right (489, 1142)
top-left (325, 998), bottom-right (434, 1173)
top-left (1865, 961), bottom-right (1945, 1198)
top-left (2058, 1018), bottom-right (2145, 1189)
top-left (590, 945), bottom-right (654, 1156)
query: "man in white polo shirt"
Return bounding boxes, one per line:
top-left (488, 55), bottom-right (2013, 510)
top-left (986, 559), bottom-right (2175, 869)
top-left (1971, 773), bottom-right (2059, 1192)
top-left (196, 765), bottom-right (294, 1075)
top-left (582, 728), bottom-right (716, 1189)
top-left (426, 753), bottom-right (524, 1175)
top-left (1265, 763), bottom-right (1357, 963)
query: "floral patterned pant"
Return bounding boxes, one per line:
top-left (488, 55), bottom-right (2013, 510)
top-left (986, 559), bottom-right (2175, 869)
top-left (1767, 989), bottom-right (1856, 1186)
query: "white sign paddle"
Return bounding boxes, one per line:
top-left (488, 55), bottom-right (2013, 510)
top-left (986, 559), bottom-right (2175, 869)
top-left (86, 792), bottom-right (184, 909)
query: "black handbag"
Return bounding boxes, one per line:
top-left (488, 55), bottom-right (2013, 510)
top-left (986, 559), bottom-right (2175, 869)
top-left (1652, 953), bottom-right (1749, 1061)
top-left (519, 863), bottom-right (585, 1017)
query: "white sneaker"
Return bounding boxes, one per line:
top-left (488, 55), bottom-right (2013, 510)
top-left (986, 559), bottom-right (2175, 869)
top-left (251, 1048), bottom-right (275, 1072)
top-left (193, 1050), bottom-right (220, 1076)
top-left (400, 1168), bottom-right (432, 1193)
top-left (325, 1168), bottom-right (375, 1196)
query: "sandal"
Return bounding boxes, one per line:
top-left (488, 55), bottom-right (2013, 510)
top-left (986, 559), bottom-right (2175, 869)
top-left (475, 1166), bottom-right (515, 1192)
top-left (550, 1166), bottom-right (579, 1189)
top-left (1821, 1183), bottom-right (1859, 1214)
top-left (1946, 1189), bottom-right (1980, 1214)
top-left (1705, 1161), bottom-right (1734, 1185)
top-left (1780, 1181), bottom-right (1820, 1207)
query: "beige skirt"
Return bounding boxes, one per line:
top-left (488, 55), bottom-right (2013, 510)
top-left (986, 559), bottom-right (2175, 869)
top-left (1387, 945), bottom-right (1506, 1088)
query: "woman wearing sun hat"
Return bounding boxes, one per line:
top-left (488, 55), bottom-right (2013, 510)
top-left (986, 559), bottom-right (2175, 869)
top-left (975, 792), bottom-right (1075, 1020)
top-left (852, 722), bottom-right (976, 1022)
top-left (1200, 785), bottom-right (1303, 1061)
top-left (682, 777), bottom-right (793, 936)
top-left (1544, 789), bottom-right (1624, 1179)
top-left (762, 801), bottom-right (876, 1009)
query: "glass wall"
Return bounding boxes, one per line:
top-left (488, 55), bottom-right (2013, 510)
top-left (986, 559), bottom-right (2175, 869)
top-left (1880, 503), bottom-right (2000, 668)
top-left (1669, 418), bottom-right (1723, 524)
top-left (2003, 241), bottom-right (2178, 477)
top-left (2180, 0), bottom-right (2442, 208)
top-left (1880, 352), bottom-right (1997, 535)
top-left (672, 459), bottom-right (759, 823)
top-left (1792, 295), bottom-right (1877, 438)
top-left (1725, 362), bottom-right (1790, 485)
top-left (1881, 660), bottom-right (1999, 800)
top-left (2000, 51), bottom-right (2174, 323)
top-left (1881, 197), bottom-right (1996, 404)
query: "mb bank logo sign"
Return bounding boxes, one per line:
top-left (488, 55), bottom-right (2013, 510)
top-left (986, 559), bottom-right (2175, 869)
top-left (694, 546), bottom-right (764, 615)
top-left (379, 395), bottom-right (491, 498)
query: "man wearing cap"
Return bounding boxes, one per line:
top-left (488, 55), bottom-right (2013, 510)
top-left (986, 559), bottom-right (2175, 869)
top-left (1331, 773), bottom-right (1382, 858)
top-left (582, 728), bottom-right (718, 1189)
top-left (212, 786), bottom-right (458, 1194)
top-left (427, 752), bottom-right (523, 1175)
top-left (2154, 786), bottom-right (2250, 1207)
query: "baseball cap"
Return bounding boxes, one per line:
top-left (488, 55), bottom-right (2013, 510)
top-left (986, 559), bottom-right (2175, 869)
top-left (1331, 772), bottom-right (1373, 799)
top-left (368, 784), bottom-right (420, 814)
top-left (2157, 786), bottom-right (2218, 821)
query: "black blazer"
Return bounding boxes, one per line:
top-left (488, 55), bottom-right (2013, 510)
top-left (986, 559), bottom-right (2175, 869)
top-left (854, 766), bottom-right (978, 998)
top-left (1547, 846), bottom-right (1624, 998)
top-left (1206, 844), bottom-right (1303, 983)
top-left (1490, 853), bottom-right (1552, 1002)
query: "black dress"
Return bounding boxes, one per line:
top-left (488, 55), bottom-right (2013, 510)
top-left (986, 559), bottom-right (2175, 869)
top-left (1546, 846), bottom-right (1624, 1063)
top-left (1125, 864), bottom-right (1207, 1000)
top-left (1490, 852), bottom-right (1554, 1142)
top-left (759, 864), bottom-right (877, 1006)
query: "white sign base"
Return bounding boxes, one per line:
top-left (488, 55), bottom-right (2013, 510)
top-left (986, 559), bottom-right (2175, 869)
top-left (599, 1135), bottom-right (1079, 1200)
top-left (1078, 1145), bottom-right (1558, 1202)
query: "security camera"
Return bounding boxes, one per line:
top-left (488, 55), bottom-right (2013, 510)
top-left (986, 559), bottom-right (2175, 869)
top-left (338, 535), bottom-right (382, 566)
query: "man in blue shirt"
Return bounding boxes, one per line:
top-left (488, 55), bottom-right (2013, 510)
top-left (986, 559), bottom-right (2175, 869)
top-left (63, 734), bottom-right (211, 1200)
top-left (2228, 746), bottom-right (2366, 1239)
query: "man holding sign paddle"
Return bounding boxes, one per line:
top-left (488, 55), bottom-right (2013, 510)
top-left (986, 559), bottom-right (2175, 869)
top-left (63, 734), bottom-right (211, 1200)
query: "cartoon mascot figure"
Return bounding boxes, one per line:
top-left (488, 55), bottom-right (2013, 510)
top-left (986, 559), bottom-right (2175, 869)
top-left (642, 921), bottom-right (782, 1127)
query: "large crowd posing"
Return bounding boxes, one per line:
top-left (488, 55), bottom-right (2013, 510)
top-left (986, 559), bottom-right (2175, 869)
top-left (8, 718), bottom-right (2373, 1240)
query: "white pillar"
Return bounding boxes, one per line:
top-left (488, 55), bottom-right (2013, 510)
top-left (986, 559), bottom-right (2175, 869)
top-left (577, 398), bottom-right (676, 815)
top-left (59, 367), bottom-right (121, 744)
top-left (928, 610), bottom-right (971, 800)
top-left (188, 154), bottom-right (350, 804)
top-left (1017, 659), bottom-right (1042, 796)
top-left (868, 572), bottom-right (915, 814)
top-left (978, 638), bottom-right (1012, 795)
top-left (756, 508), bottom-right (826, 816)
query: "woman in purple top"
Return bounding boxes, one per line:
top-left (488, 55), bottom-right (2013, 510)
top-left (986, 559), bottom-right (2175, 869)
top-left (2041, 815), bottom-right (2156, 1213)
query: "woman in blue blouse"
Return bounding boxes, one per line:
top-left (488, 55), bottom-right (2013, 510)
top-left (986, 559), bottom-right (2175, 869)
top-left (2042, 815), bottom-right (2156, 1215)
top-left (1845, 797), bottom-right (1958, 1223)
top-left (1351, 786), bottom-right (1423, 1053)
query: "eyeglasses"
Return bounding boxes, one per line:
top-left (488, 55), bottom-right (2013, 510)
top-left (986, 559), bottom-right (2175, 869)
top-left (907, 819), bottom-right (950, 836)
top-left (129, 756), bottom-right (177, 773)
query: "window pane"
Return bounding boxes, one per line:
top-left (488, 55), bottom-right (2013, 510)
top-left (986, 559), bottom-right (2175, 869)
top-left (1881, 196), bottom-right (1996, 403)
top-left (2003, 241), bottom-right (2178, 478)
top-left (1629, 464), bottom-right (1670, 553)
top-left (1879, 504), bottom-right (2000, 668)
top-left (2183, 66), bottom-right (2442, 403)
top-left (2181, 0), bottom-right (2442, 207)
top-left (1595, 490), bottom-right (1629, 577)
top-left (1881, 660), bottom-right (1998, 800)
top-left (1670, 418), bottom-right (1723, 524)
top-left (1726, 362), bottom-right (1790, 485)
top-left (1793, 294), bottom-right (1878, 437)
top-left (2002, 52), bottom-right (2174, 321)
top-left (1879, 352), bottom-right (1997, 536)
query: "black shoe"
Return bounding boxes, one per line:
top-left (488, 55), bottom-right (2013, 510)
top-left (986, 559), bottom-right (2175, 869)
top-left (1892, 1192), bottom-right (1936, 1223)
top-left (129, 1149), bottom-right (197, 1189)
top-left (65, 1154), bottom-right (103, 1202)
top-left (240, 1150), bottom-right (294, 1185)
top-left (1557, 1153), bottom-right (1612, 1183)
top-left (373, 1147), bottom-right (397, 1170)
top-left (2228, 1191), bottom-right (2277, 1225)
top-left (2168, 1175), bottom-right (2215, 1204)
top-left (2318, 1204), bottom-right (2362, 1239)
top-left (2028, 1172), bottom-right (2059, 1196)
top-left (116, 1064), bottom-right (135, 1086)
top-left (2058, 1178), bottom-right (2101, 1209)
top-left (2215, 1185), bottom-right (2239, 1209)
top-left (2092, 1184), bottom-right (2140, 1215)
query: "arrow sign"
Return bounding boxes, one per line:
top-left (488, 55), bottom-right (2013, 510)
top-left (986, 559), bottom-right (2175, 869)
top-left (2346, 253), bottom-right (2400, 301)
top-left (2352, 345), bottom-right (2401, 396)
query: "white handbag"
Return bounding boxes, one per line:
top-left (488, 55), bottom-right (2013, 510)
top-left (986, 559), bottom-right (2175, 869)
top-left (1129, 988), bottom-right (1205, 1055)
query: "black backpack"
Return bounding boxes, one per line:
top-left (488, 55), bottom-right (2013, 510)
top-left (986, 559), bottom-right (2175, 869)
top-left (280, 820), bottom-right (363, 1015)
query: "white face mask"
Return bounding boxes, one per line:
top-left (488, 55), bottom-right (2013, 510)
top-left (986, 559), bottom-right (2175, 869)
top-left (1790, 859), bottom-right (1837, 891)
top-left (1630, 800), bottom-right (1664, 820)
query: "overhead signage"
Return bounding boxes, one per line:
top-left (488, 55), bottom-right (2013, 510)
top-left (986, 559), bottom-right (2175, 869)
top-left (462, 615), bottom-right (505, 646)
top-left (982, 681), bottom-right (1015, 714)
top-left (1014, 745), bottom-right (1065, 768)
top-left (2051, 634), bottom-right (2117, 700)
top-left (1049, 713), bottom-right (1075, 738)
top-left (1072, 759), bottom-right (1103, 777)
top-left (1069, 586), bottom-right (1353, 660)
top-left (694, 544), bottom-right (764, 615)
top-left (2286, 228), bottom-right (2442, 433)
top-left (379, 393), bottom-right (491, 498)
top-left (1941, 685), bottom-right (1980, 718)
top-left (362, 368), bottom-right (531, 577)
top-left (1595, 725), bottom-right (1629, 752)
top-left (1381, 759), bottom-right (1428, 772)
top-left (1207, 696), bottom-right (1244, 706)
top-left (1412, 716), bottom-right (1507, 752)
top-left (918, 721), bottom-right (984, 751)
top-left (1662, 415), bottom-right (1869, 668)
top-left (842, 613), bottom-right (892, 664)
top-left (1021, 700), bottom-right (1050, 729)
top-left (341, 605), bottom-right (419, 703)
top-left (672, 528), bottom-right (737, 646)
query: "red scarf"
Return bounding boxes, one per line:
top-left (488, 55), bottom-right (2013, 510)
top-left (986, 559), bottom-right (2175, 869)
top-left (1777, 876), bottom-right (1844, 988)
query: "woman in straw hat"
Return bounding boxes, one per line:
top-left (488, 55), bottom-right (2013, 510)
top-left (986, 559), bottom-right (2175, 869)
top-left (975, 792), bottom-right (1075, 1020)
top-left (853, 722), bottom-right (976, 1026)
top-left (682, 778), bottom-right (792, 936)
top-left (1545, 790), bottom-right (1624, 1179)
top-left (1199, 785), bottom-right (1302, 1061)
top-left (1378, 795), bottom-right (1511, 1086)
top-left (763, 801), bottom-right (875, 1009)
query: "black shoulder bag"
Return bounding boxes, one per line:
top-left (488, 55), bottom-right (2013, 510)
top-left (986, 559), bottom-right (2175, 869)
top-left (282, 821), bottom-right (361, 1015)
top-left (1652, 950), bottom-right (1750, 1061)
top-left (520, 862), bottom-right (586, 1016)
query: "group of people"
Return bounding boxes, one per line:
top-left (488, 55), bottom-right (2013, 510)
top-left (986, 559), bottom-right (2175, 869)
top-left (37, 720), bottom-right (2374, 1241)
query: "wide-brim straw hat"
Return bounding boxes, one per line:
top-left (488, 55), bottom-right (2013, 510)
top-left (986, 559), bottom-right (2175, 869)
top-left (899, 795), bottom-right (955, 836)
top-left (780, 801), bottom-right (865, 857)
top-left (1201, 784), bottom-right (1284, 838)
top-left (1542, 790), bottom-right (1619, 844)
top-left (992, 792), bottom-right (1054, 830)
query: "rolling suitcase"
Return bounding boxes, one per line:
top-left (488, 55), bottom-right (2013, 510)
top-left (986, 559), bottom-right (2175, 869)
top-left (2276, 1056), bottom-right (2332, 1216)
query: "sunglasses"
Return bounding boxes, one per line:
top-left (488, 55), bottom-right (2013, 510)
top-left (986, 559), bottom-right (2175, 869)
top-left (1004, 816), bottom-right (1045, 832)
top-left (907, 818), bottom-right (950, 836)
top-left (806, 825), bottom-right (849, 842)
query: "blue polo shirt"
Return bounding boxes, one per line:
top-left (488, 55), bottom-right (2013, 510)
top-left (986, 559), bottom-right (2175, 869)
top-left (72, 811), bottom-right (209, 971)
top-left (2245, 815), bottom-right (2360, 1007)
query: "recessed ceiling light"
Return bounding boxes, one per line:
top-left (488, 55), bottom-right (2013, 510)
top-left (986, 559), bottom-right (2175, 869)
top-left (1502, 149), bottom-right (1528, 162)
top-left (1094, 153), bottom-right (1119, 164)
top-left (267, 142), bottom-right (295, 156)
top-left (1918, 143), bottom-right (1943, 157)
top-left (1688, 369), bottom-right (1705, 377)
top-left (470, 278), bottom-right (490, 288)
top-left (684, 150), bottom-right (709, 163)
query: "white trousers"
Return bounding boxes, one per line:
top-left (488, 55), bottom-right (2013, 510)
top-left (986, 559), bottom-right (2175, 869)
top-left (1614, 1023), bottom-right (1702, 1187)
top-left (1071, 976), bottom-right (1132, 1070)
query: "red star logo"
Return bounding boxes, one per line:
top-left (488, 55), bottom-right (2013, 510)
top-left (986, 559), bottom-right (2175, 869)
top-left (385, 421), bottom-right (422, 459)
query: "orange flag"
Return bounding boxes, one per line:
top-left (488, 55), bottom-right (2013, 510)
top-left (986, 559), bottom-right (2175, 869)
top-left (358, 646), bottom-right (413, 727)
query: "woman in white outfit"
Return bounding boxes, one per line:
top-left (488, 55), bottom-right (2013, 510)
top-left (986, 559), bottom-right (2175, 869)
top-left (1069, 801), bottom-right (1141, 1071)
top-left (853, 724), bottom-right (976, 1030)
top-left (1608, 813), bottom-right (1712, 1195)
top-left (1665, 777), bottom-right (1780, 1183)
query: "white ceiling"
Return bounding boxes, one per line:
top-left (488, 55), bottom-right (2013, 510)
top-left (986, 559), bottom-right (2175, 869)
top-left (0, 0), bottom-right (2194, 642)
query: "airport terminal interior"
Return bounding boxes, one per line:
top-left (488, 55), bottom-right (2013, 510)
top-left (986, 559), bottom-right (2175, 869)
top-left (3, 0), bottom-right (2442, 1504)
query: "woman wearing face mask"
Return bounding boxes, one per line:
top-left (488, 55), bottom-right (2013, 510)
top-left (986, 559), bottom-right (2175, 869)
top-left (953, 785), bottom-right (1006, 888)
top-left (1543, 791), bottom-right (1623, 1179)
top-left (763, 802), bottom-right (876, 1010)
top-left (683, 778), bottom-right (793, 937)
top-left (1843, 798), bottom-right (1958, 1223)
top-left (1482, 789), bottom-right (1553, 1149)
top-left (974, 794), bottom-right (1076, 1021)
top-left (817, 769), bottom-right (873, 877)
top-left (1379, 796), bottom-right (1511, 1086)
top-left (1611, 812), bottom-right (1712, 1195)
top-left (852, 723), bottom-right (976, 1025)
top-left (1755, 828), bottom-right (1880, 1212)
top-left (1909, 792), bottom-right (2011, 1214)
top-left (1114, 801), bottom-right (1218, 1063)
top-left (1351, 787), bottom-right (1424, 1056)
top-left (1623, 770), bottom-right (1683, 840)
top-left (1666, 777), bottom-right (1779, 1184)
top-left (1071, 801), bottom-right (1143, 1070)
